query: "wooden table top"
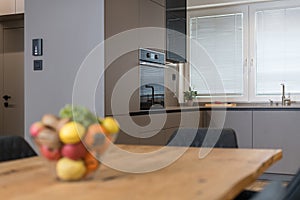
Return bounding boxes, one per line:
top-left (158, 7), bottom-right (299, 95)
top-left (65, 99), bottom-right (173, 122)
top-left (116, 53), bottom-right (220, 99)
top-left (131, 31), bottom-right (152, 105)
top-left (0, 145), bottom-right (282, 200)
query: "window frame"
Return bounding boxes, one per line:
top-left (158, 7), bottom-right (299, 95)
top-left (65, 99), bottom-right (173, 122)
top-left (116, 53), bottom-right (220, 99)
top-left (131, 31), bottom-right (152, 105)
top-left (187, 5), bottom-right (249, 102)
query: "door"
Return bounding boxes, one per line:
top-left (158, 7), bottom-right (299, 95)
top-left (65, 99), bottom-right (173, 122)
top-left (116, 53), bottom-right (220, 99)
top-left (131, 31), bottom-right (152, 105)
top-left (0, 20), bottom-right (24, 136)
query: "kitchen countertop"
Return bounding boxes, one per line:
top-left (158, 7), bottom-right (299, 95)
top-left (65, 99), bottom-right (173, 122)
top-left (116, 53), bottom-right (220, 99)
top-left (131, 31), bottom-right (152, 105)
top-left (129, 103), bottom-right (300, 116)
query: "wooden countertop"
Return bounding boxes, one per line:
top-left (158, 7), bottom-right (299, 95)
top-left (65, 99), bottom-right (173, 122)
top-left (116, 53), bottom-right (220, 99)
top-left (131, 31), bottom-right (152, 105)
top-left (0, 145), bottom-right (282, 200)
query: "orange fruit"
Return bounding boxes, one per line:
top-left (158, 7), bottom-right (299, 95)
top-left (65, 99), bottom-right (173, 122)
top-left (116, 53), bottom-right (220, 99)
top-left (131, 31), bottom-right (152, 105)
top-left (84, 152), bottom-right (100, 177)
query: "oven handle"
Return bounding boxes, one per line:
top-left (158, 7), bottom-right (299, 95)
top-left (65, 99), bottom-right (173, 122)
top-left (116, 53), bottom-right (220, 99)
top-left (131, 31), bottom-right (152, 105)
top-left (139, 61), bottom-right (169, 69)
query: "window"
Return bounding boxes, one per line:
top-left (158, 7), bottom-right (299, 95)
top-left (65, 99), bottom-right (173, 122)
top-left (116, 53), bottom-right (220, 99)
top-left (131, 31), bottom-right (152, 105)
top-left (188, 0), bottom-right (300, 102)
top-left (188, 6), bottom-right (248, 101)
top-left (190, 13), bottom-right (244, 97)
top-left (254, 4), bottom-right (300, 98)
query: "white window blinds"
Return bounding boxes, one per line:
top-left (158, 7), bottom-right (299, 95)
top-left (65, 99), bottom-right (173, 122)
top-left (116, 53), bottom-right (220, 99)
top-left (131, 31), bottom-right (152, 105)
top-left (256, 7), bottom-right (300, 95)
top-left (190, 13), bottom-right (244, 96)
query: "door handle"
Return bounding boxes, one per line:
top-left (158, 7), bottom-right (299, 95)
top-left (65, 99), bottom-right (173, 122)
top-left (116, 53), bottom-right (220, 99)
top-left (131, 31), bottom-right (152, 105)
top-left (3, 95), bottom-right (11, 101)
top-left (4, 102), bottom-right (15, 108)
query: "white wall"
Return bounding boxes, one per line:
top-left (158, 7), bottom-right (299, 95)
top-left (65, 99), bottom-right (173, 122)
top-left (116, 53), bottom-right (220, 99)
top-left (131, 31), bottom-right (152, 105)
top-left (24, 0), bottom-right (105, 145)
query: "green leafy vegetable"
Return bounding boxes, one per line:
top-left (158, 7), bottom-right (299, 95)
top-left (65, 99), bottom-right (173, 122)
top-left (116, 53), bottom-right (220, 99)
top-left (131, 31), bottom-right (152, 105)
top-left (59, 105), bottom-right (98, 128)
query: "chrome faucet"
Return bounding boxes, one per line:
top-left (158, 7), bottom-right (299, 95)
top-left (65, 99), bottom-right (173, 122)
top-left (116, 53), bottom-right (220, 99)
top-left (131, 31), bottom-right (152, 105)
top-left (281, 83), bottom-right (285, 105)
top-left (281, 83), bottom-right (291, 106)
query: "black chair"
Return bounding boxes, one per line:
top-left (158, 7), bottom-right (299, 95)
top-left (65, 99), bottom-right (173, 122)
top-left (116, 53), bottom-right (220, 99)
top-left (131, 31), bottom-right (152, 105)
top-left (166, 128), bottom-right (238, 148)
top-left (247, 168), bottom-right (300, 200)
top-left (283, 168), bottom-right (300, 200)
top-left (0, 135), bottom-right (37, 162)
top-left (166, 128), bottom-right (261, 200)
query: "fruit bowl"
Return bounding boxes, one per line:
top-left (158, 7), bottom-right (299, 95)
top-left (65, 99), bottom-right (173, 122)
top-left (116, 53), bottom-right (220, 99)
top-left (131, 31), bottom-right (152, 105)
top-left (30, 105), bottom-right (119, 181)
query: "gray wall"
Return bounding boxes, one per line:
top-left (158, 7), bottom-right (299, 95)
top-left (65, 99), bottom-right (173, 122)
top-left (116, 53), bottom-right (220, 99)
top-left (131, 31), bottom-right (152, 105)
top-left (25, 0), bottom-right (104, 145)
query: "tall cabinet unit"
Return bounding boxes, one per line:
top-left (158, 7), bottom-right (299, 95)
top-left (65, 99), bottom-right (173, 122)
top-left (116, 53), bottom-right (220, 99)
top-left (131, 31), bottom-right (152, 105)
top-left (104, 0), bottom-right (140, 116)
top-left (105, 0), bottom-right (167, 145)
top-left (16, 0), bottom-right (24, 14)
top-left (105, 0), bottom-right (166, 116)
top-left (0, 0), bottom-right (24, 16)
top-left (139, 0), bottom-right (166, 51)
top-left (0, 0), bottom-right (15, 15)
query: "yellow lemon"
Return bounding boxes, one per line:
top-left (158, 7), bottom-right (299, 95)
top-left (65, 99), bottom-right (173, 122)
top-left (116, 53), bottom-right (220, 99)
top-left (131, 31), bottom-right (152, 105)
top-left (56, 157), bottom-right (86, 181)
top-left (59, 122), bottom-right (85, 144)
top-left (101, 117), bottom-right (119, 134)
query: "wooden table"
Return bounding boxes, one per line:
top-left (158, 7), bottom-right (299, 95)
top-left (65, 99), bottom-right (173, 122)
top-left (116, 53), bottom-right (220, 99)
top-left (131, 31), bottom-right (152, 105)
top-left (0, 145), bottom-right (282, 200)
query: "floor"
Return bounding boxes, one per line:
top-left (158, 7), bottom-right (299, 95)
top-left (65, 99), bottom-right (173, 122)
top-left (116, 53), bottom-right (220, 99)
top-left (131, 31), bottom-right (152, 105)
top-left (247, 180), bottom-right (289, 191)
top-left (247, 180), bottom-right (270, 191)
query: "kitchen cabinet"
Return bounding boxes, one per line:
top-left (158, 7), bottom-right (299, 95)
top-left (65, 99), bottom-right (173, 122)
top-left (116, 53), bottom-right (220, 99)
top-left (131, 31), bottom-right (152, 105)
top-left (104, 0), bottom-right (140, 116)
top-left (139, 0), bottom-right (165, 28)
top-left (139, 111), bottom-right (203, 145)
top-left (253, 111), bottom-right (300, 175)
top-left (204, 111), bottom-right (253, 148)
top-left (115, 113), bottom-right (166, 145)
top-left (16, 0), bottom-right (24, 14)
top-left (105, 0), bottom-right (166, 116)
top-left (139, 130), bottom-right (166, 145)
top-left (115, 108), bottom-right (300, 175)
top-left (139, 0), bottom-right (166, 51)
top-left (0, 0), bottom-right (24, 16)
top-left (116, 111), bottom-right (204, 145)
top-left (166, 0), bottom-right (187, 63)
top-left (105, 0), bottom-right (139, 38)
top-left (116, 129), bottom-right (168, 146)
top-left (116, 113), bottom-right (170, 145)
top-left (0, 0), bottom-right (15, 16)
top-left (115, 130), bottom-right (140, 145)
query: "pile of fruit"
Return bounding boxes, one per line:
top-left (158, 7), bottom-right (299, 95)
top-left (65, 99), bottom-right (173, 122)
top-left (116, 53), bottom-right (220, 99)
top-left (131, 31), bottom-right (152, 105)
top-left (30, 105), bottom-right (119, 181)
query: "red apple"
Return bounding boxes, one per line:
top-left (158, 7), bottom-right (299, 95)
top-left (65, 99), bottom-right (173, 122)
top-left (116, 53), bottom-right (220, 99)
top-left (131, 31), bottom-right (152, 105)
top-left (61, 142), bottom-right (87, 160)
top-left (30, 122), bottom-right (45, 137)
top-left (40, 145), bottom-right (61, 160)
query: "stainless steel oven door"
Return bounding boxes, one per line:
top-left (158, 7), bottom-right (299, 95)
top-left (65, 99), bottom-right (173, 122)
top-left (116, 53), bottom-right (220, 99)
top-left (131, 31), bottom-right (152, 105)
top-left (140, 62), bottom-right (165, 110)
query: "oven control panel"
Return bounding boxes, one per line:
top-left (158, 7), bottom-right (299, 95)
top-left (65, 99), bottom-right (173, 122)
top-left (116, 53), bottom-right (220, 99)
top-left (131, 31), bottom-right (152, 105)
top-left (139, 48), bottom-right (165, 65)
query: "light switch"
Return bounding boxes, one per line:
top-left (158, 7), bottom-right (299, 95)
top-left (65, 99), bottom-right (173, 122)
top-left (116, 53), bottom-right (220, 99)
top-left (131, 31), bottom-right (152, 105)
top-left (34, 60), bottom-right (43, 71)
top-left (32, 39), bottom-right (43, 56)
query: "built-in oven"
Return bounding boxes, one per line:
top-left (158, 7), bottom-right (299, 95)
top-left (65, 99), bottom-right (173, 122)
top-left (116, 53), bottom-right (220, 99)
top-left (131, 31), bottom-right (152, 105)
top-left (139, 49), bottom-right (165, 110)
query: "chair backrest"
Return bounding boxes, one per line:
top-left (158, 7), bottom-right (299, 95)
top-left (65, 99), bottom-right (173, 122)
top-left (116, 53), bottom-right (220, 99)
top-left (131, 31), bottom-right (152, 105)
top-left (249, 168), bottom-right (300, 200)
top-left (282, 168), bottom-right (300, 200)
top-left (167, 128), bottom-right (238, 148)
top-left (0, 136), bottom-right (37, 162)
top-left (249, 181), bottom-right (285, 200)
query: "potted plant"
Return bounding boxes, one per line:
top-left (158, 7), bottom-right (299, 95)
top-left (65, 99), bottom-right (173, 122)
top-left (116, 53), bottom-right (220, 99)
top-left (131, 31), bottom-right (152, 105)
top-left (184, 87), bottom-right (197, 106)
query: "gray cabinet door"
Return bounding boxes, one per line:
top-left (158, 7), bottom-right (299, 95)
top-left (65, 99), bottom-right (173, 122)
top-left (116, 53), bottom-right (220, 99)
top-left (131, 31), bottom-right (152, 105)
top-left (224, 111), bottom-right (252, 148)
top-left (104, 0), bottom-right (140, 115)
top-left (139, 130), bottom-right (166, 145)
top-left (253, 111), bottom-right (300, 175)
top-left (205, 111), bottom-right (253, 148)
top-left (139, 0), bottom-right (166, 51)
top-left (115, 130), bottom-right (140, 145)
